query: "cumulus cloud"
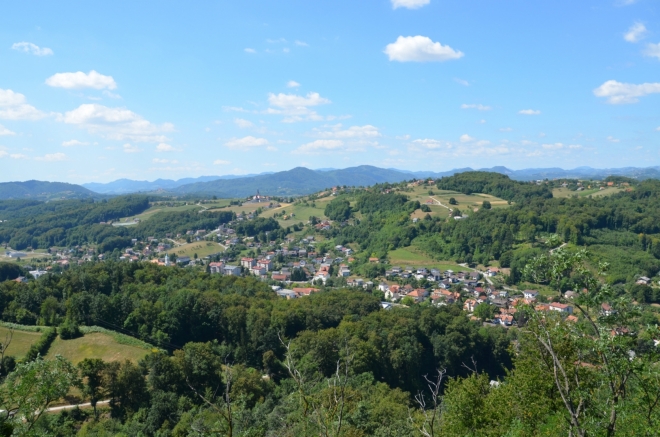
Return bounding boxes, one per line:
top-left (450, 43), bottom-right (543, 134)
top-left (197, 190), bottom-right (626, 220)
top-left (314, 124), bottom-right (381, 139)
top-left (454, 78), bottom-right (469, 86)
top-left (293, 139), bottom-right (345, 154)
top-left (593, 80), bottom-right (660, 104)
top-left (244, 48), bottom-right (256, 54)
top-left (213, 159), bottom-right (230, 165)
top-left (268, 92), bottom-right (330, 108)
top-left (499, 127), bottom-right (513, 132)
top-left (607, 136), bottom-right (620, 143)
top-left (0, 124), bottom-right (16, 136)
top-left (624, 22), bottom-right (648, 42)
top-left (35, 152), bottom-right (67, 161)
top-left (234, 118), bottom-right (254, 128)
top-left (46, 71), bottom-right (117, 90)
top-left (287, 80), bottom-right (301, 88)
top-left (62, 140), bottom-right (89, 147)
top-left (391, 0), bottom-right (430, 9)
top-left (267, 92), bottom-right (332, 122)
top-left (384, 36), bottom-right (463, 62)
top-left (9, 153), bottom-right (29, 159)
top-left (0, 89), bottom-right (47, 120)
top-left (459, 134), bottom-right (491, 146)
top-left (461, 103), bottom-right (491, 111)
top-left (644, 43), bottom-right (660, 60)
top-left (11, 42), bottom-right (53, 56)
top-left (224, 136), bottom-right (270, 150)
top-left (62, 104), bottom-right (174, 142)
top-left (123, 143), bottom-right (141, 153)
top-left (156, 143), bottom-right (177, 152)
top-left (519, 109), bottom-right (541, 115)
top-left (294, 40), bottom-right (309, 47)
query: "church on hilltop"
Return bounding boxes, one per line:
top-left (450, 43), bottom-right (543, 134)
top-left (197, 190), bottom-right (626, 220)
top-left (248, 189), bottom-right (270, 203)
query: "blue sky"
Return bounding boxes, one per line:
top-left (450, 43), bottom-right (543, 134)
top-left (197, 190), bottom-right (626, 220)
top-left (1, 0), bottom-right (659, 183)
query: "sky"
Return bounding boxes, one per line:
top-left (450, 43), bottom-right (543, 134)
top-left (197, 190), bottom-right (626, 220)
top-left (0, 0), bottom-right (659, 183)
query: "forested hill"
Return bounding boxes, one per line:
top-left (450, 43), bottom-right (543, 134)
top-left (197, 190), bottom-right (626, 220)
top-left (172, 165), bottom-right (412, 197)
top-left (437, 171), bottom-right (553, 202)
top-left (0, 180), bottom-right (96, 200)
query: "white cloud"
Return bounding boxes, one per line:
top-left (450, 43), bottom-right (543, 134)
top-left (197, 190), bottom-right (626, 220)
top-left (283, 48), bottom-right (290, 53)
top-left (294, 40), bottom-right (309, 47)
top-left (287, 80), bottom-right (301, 88)
top-left (267, 92), bottom-right (332, 122)
top-left (384, 36), bottom-right (463, 62)
top-left (35, 152), bottom-right (67, 161)
top-left (461, 103), bottom-right (491, 111)
top-left (459, 134), bottom-right (491, 146)
top-left (266, 38), bottom-right (287, 43)
top-left (103, 90), bottom-right (122, 99)
top-left (152, 158), bottom-right (178, 164)
top-left (62, 140), bottom-right (89, 147)
top-left (411, 139), bottom-right (447, 149)
top-left (46, 70), bottom-right (117, 90)
top-left (519, 109), bottom-right (541, 115)
top-left (499, 127), bottom-right (513, 132)
top-left (223, 106), bottom-right (249, 113)
top-left (156, 143), bottom-right (177, 152)
top-left (593, 80), bottom-right (660, 104)
top-left (391, 0), bottom-right (430, 9)
top-left (396, 135), bottom-right (411, 140)
top-left (268, 92), bottom-right (330, 108)
top-left (624, 22), bottom-right (648, 43)
top-left (123, 143), bottom-right (142, 153)
top-left (10, 153), bottom-right (29, 159)
top-left (606, 136), bottom-right (620, 143)
top-left (224, 136), bottom-right (269, 150)
top-left (62, 104), bottom-right (174, 142)
top-left (314, 124), bottom-right (381, 139)
top-left (11, 42), bottom-right (53, 56)
top-left (293, 139), bottom-right (345, 154)
top-left (0, 124), bottom-right (16, 136)
top-left (213, 159), bottom-right (231, 165)
top-left (0, 89), bottom-right (47, 120)
top-left (454, 78), bottom-right (469, 86)
top-left (244, 48), bottom-right (256, 54)
top-left (234, 118), bottom-right (254, 128)
top-left (478, 119), bottom-right (486, 124)
top-left (644, 43), bottom-right (660, 60)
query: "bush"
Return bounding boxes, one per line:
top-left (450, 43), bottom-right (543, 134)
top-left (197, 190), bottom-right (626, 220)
top-left (59, 319), bottom-right (83, 340)
top-left (24, 327), bottom-right (57, 362)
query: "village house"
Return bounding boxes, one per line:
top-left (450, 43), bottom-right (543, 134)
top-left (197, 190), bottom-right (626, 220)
top-left (223, 265), bottom-right (241, 276)
top-left (523, 290), bottom-right (539, 300)
top-left (464, 299), bottom-right (477, 313)
top-left (209, 262), bottom-right (224, 274)
top-left (549, 302), bottom-right (573, 314)
top-left (241, 257), bottom-right (256, 268)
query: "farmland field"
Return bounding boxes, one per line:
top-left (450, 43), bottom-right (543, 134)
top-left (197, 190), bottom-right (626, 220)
top-left (388, 246), bottom-right (461, 271)
top-left (0, 326), bottom-right (42, 358)
top-left (46, 332), bottom-right (150, 364)
top-left (553, 187), bottom-right (625, 199)
top-left (167, 241), bottom-right (225, 258)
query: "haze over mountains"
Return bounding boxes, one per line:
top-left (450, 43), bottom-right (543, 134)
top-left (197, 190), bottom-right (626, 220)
top-left (3, 165), bottom-right (660, 200)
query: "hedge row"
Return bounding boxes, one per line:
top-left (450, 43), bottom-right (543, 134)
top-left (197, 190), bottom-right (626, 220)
top-left (23, 327), bottom-right (57, 362)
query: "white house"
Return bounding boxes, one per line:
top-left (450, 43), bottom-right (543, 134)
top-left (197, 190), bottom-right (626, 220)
top-left (223, 265), bottom-right (242, 276)
top-left (523, 290), bottom-right (539, 299)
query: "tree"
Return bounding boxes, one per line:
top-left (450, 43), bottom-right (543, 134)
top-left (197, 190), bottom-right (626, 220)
top-left (401, 296), bottom-right (415, 306)
top-left (324, 198), bottom-right (352, 221)
top-left (473, 303), bottom-right (495, 321)
top-left (482, 200), bottom-right (491, 209)
top-left (449, 197), bottom-right (457, 205)
top-left (78, 358), bottom-right (107, 418)
top-left (0, 355), bottom-right (81, 433)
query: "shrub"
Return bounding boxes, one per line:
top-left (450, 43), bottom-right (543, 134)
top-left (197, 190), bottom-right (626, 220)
top-left (24, 328), bottom-right (57, 362)
top-left (59, 319), bottom-right (83, 340)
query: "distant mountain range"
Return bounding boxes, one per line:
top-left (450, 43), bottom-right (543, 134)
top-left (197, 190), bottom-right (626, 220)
top-left (0, 180), bottom-right (96, 200)
top-left (4, 165), bottom-right (660, 200)
top-left (81, 174), bottom-right (272, 194)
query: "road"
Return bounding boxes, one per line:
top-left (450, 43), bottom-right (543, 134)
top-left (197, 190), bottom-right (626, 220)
top-left (429, 196), bottom-right (454, 212)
